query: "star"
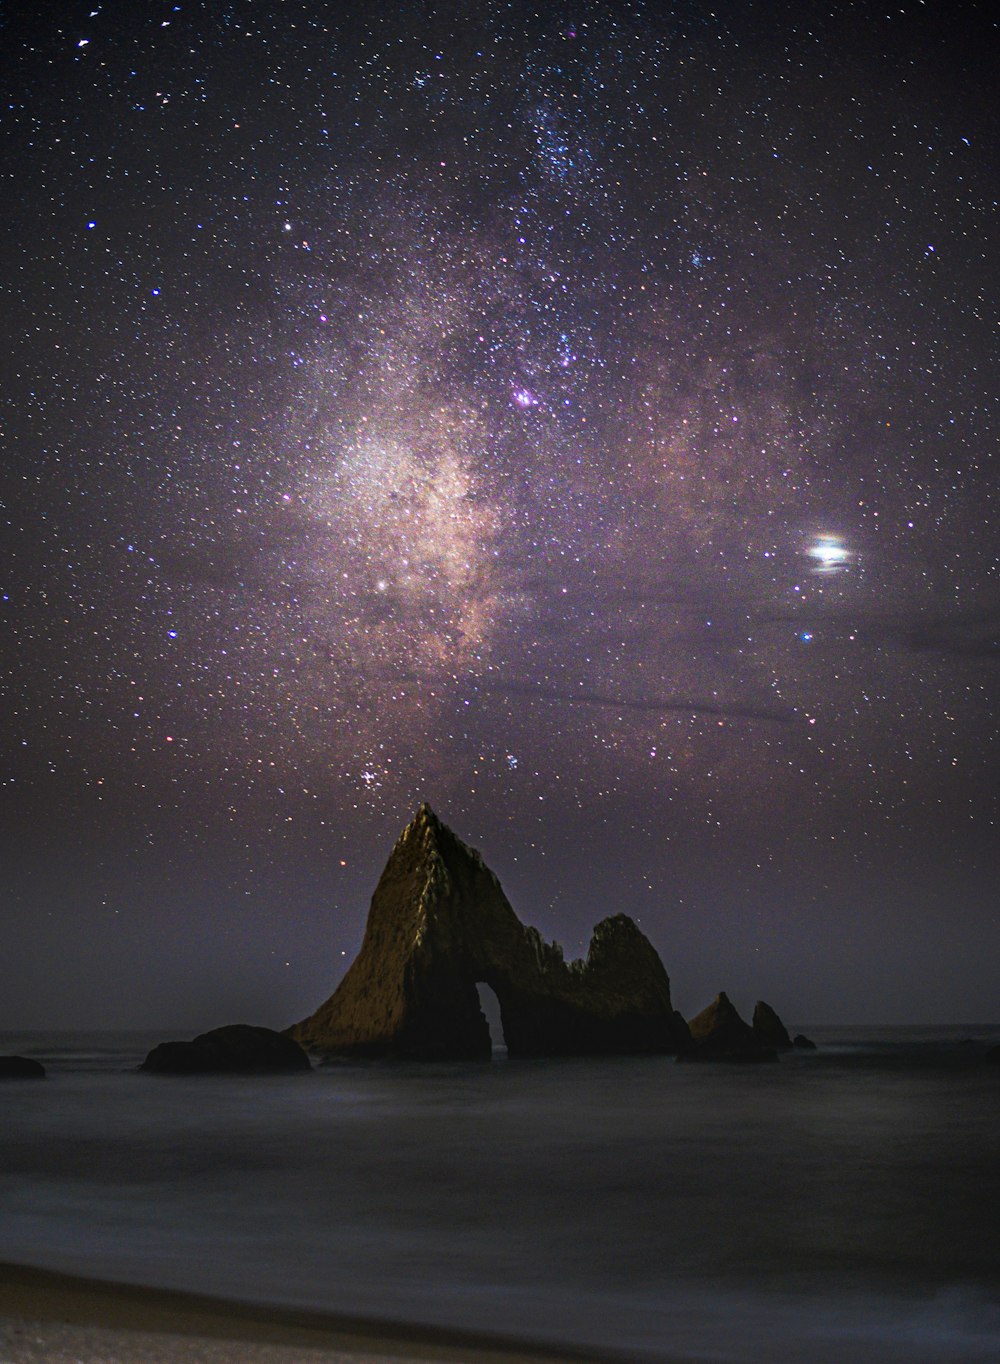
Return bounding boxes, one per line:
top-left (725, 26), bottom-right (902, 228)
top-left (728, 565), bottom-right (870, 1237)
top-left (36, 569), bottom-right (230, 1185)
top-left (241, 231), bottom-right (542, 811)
top-left (808, 537), bottom-right (852, 574)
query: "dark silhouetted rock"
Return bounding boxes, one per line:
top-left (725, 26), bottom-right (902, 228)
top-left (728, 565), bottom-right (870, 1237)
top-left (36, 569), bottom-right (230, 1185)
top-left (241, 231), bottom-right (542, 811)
top-left (0, 1055), bottom-right (46, 1079)
top-left (792, 1033), bottom-right (817, 1050)
top-left (290, 804), bottom-right (690, 1061)
top-left (752, 1000), bottom-right (793, 1050)
top-left (985, 1044), bottom-right (1000, 1065)
top-left (141, 1024), bottom-right (311, 1074)
top-left (684, 992), bottom-right (776, 1062)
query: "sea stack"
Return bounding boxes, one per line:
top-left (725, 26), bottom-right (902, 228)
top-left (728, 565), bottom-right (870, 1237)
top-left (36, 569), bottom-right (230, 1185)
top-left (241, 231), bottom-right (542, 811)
top-left (290, 804), bottom-right (689, 1061)
top-left (752, 1000), bottom-right (794, 1050)
top-left (686, 992), bottom-right (776, 1061)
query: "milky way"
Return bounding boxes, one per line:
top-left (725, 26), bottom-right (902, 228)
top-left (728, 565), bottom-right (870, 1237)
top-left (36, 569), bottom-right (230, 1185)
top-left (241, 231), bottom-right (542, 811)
top-left (2, 2), bottom-right (998, 1026)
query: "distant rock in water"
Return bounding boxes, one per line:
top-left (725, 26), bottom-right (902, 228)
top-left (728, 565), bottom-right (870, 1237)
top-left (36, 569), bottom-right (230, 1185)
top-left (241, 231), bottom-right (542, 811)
top-left (290, 804), bottom-right (690, 1061)
top-left (685, 992), bottom-right (776, 1062)
top-left (141, 1024), bottom-right (311, 1074)
top-left (0, 1055), bottom-right (46, 1079)
top-left (792, 1033), bottom-right (818, 1051)
top-left (752, 1000), bottom-right (793, 1050)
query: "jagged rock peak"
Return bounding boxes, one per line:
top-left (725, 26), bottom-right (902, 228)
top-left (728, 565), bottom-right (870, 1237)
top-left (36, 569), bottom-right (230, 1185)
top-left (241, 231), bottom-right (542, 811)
top-left (398, 803), bottom-right (493, 881)
top-left (408, 801), bottom-right (442, 844)
top-left (290, 809), bottom-right (689, 1061)
top-left (414, 800), bottom-right (441, 827)
top-left (407, 802), bottom-right (462, 844)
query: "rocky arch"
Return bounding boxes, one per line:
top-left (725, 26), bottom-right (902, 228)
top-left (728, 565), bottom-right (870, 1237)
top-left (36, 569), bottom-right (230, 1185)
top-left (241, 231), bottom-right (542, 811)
top-left (290, 805), bottom-right (689, 1061)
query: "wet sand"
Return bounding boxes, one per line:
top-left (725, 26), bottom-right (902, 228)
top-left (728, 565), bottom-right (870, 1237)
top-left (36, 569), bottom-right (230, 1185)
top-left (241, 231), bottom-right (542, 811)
top-left (0, 1262), bottom-right (663, 1364)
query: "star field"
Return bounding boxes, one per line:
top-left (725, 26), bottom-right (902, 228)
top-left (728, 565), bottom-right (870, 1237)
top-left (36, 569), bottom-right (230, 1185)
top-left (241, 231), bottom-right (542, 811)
top-left (2, 1), bottom-right (999, 1027)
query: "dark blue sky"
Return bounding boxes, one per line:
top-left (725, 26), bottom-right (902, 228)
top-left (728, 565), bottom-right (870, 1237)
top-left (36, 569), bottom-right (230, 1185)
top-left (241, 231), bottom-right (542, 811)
top-left (2, 1), bottom-right (998, 1028)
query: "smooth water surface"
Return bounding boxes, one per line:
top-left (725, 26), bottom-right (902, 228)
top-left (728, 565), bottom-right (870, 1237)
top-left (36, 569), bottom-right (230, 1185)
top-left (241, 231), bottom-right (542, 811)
top-left (2, 1027), bottom-right (999, 1361)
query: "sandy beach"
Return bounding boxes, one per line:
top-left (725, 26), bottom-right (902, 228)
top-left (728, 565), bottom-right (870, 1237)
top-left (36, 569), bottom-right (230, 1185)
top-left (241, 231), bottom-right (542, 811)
top-left (0, 1262), bottom-right (650, 1364)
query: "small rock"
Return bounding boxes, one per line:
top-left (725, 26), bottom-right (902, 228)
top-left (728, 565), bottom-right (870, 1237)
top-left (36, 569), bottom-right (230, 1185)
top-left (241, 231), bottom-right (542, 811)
top-left (141, 1024), bottom-right (311, 1074)
top-left (0, 1055), bottom-right (46, 1079)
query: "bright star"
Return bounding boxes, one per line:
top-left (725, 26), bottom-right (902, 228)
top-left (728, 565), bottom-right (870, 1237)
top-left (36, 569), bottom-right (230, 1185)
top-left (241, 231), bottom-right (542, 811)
top-left (808, 536), bottom-right (851, 573)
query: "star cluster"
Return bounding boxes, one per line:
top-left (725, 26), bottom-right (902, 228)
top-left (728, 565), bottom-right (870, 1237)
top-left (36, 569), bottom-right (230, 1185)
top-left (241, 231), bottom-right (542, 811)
top-left (2, 1), bottom-right (999, 1025)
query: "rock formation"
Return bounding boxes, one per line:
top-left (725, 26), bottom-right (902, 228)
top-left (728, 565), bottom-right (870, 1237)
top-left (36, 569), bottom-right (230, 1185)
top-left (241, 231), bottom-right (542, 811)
top-left (291, 804), bottom-right (690, 1061)
top-left (0, 1055), bottom-right (46, 1079)
top-left (141, 1024), bottom-right (311, 1074)
top-left (752, 1000), bottom-right (793, 1050)
top-left (684, 992), bottom-right (776, 1061)
top-left (792, 1033), bottom-right (817, 1050)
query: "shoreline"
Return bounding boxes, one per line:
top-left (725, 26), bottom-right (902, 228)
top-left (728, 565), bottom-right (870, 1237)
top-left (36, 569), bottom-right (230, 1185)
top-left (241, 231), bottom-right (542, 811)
top-left (0, 1261), bottom-right (672, 1364)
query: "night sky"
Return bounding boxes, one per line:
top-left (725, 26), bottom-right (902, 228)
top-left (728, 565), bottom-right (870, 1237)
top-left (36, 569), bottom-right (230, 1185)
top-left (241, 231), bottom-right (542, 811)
top-left (3, 1), bottom-right (998, 1031)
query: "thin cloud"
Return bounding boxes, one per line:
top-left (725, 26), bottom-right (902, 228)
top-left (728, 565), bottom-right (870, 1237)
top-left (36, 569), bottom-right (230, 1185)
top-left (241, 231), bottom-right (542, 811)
top-left (400, 672), bottom-right (794, 723)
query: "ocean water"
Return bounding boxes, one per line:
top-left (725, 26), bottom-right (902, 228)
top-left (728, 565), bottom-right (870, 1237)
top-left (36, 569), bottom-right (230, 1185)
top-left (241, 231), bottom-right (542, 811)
top-left (2, 1026), bottom-right (1000, 1362)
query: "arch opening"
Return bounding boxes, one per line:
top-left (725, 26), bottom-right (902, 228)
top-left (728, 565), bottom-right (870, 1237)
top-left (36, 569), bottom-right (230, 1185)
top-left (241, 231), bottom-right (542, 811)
top-left (475, 981), bottom-right (507, 1058)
